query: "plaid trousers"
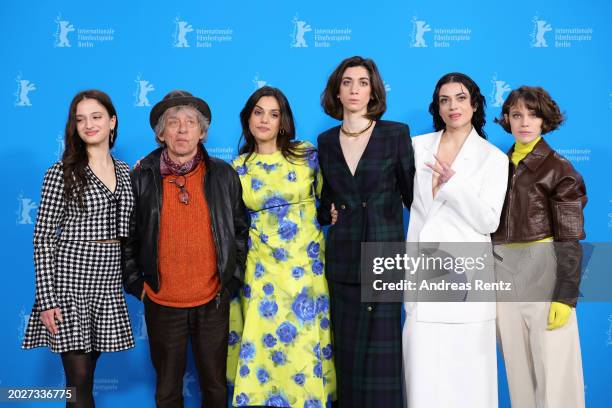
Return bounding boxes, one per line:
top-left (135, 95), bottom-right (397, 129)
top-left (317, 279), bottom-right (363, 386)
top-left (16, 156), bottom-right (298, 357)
top-left (329, 281), bottom-right (403, 408)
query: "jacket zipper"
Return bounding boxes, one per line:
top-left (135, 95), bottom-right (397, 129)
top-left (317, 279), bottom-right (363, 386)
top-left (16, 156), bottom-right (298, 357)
top-left (215, 291), bottom-right (221, 309)
top-left (152, 167), bottom-right (162, 289)
top-left (204, 167), bottom-right (223, 289)
top-left (505, 166), bottom-right (517, 243)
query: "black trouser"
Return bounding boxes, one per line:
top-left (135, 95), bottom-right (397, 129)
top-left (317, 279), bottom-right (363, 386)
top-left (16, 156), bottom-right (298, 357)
top-left (144, 293), bottom-right (229, 408)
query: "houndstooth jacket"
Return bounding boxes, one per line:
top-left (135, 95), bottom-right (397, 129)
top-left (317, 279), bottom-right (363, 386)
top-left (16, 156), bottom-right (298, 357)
top-left (33, 159), bottom-right (134, 311)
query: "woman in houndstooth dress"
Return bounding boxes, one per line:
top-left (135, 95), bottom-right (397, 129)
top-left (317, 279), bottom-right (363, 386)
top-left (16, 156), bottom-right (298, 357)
top-left (22, 90), bottom-right (135, 408)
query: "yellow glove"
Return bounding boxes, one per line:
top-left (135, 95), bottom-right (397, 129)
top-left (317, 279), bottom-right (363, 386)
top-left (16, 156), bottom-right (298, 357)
top-left (547, 301), bottom-right (572, 330)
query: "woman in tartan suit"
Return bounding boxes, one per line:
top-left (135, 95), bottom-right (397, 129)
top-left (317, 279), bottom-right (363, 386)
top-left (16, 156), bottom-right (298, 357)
top-left (317, 56), bottom-right (415, 408)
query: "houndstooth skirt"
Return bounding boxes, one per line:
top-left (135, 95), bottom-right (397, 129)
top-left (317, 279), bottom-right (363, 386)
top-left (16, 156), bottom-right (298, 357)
top-left (22, 241), bottom-right (134, 353)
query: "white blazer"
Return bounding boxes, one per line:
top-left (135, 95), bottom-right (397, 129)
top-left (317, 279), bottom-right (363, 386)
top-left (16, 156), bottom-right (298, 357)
top-left (405, 128), bottom-right (509, 323)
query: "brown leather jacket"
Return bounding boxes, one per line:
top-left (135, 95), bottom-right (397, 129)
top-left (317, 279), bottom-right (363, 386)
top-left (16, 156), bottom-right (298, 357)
top-left (492, 138), bottom-right (587, 306)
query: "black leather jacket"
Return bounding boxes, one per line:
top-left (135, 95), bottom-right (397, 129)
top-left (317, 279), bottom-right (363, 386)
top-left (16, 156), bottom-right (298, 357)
top-left (121, 146), bottom-right (249, 300)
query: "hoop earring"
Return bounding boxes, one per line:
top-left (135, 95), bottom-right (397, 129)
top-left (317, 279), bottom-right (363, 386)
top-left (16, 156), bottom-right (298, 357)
top-left (279, 128), bottom-right (286, 136)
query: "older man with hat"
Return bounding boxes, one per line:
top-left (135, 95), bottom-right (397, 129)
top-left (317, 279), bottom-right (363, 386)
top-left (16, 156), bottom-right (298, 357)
top-left (122, 90), bottom-right (248, 407)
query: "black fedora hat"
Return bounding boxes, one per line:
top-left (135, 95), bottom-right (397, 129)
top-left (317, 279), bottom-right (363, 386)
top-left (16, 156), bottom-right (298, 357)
top-left (149, 90), bottom-right (212, 129)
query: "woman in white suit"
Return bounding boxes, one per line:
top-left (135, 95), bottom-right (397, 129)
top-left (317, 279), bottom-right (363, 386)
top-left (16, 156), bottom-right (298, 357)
top-left (403, 73), bottom-right (508, 408)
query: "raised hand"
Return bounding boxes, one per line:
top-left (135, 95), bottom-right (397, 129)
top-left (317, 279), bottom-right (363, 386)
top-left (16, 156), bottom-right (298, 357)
top-left (426, 153), bottom-right (456, 185)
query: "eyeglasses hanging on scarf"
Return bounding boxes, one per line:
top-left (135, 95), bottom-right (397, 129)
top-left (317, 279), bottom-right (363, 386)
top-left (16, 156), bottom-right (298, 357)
top-left (169, 175), bottom-right (189, 205)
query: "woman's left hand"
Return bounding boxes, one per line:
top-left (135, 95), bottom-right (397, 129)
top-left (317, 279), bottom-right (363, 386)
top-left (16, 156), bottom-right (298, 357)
top-left (330, 203), bottom-right (338, 225)
top-left (547, 301), bottom-right (572, 330)
top-left (133, 157), bottom-right (144, 170)
top-left (426, 154), bottom-right (455, 184)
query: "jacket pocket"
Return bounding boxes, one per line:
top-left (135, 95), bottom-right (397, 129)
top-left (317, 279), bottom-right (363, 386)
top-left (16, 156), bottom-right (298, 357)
top-left (552, 201), bottom-right (585, 240)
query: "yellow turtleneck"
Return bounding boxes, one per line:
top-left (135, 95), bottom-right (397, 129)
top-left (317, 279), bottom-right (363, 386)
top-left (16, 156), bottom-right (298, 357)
top-left (511, 136), bottom-right (541, 167)
top-left (506, 136), bottom-right (553, 246)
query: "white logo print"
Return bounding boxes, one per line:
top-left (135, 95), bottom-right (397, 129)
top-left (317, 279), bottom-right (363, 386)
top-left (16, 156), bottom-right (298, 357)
top-left (490, 75), bottom-right (511, 108)
top-left (134, 75), bottom-right (155, 107)
top-left (384, 82), bottom-right (391, 93)
top-left (18, 307), bottom-right (30, 342)
top-left (135, 309), bottom-right (148, 341)
top-left (531, 17), bottom-right (552, 47)
top-left (93, 378), bottom-right (119, 395)
top-left (607, 315), bottom-right (612, 346)
top-left (410, 17), bottom-right (431, 48)
top-left (208, 147), bottom-right (235, 161)
top-left (183, 372), bottom-right (196, 397)
top-left (173, 17), bottom-right (194, 48)
top-left (15, 75), bottom-right (36, 107)
top-left (290, 16), bottom-right (311, 48)
top-left (54, 15), bottom-right (75, 47)
top-left (56, 132), bottom-right (65, 160)
top-left (253, 73), bottom-right (267, 89)
top-left (16, 192), bottom-right (37, 225)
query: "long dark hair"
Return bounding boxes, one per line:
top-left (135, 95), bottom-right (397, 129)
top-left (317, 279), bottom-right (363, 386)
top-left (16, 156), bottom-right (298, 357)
top-left (321, 55), bottom-right (387, 121)
top-left (238, 86), bottom-right (307, 164)
top-left (428, 72), bottom-right (487, 139)
top-left (62, 89), bottom-right (118, 205)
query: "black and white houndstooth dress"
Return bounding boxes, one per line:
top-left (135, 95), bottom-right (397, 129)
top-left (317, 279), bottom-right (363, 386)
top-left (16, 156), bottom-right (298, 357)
top-left (22, 159), bottom-right (135, 353)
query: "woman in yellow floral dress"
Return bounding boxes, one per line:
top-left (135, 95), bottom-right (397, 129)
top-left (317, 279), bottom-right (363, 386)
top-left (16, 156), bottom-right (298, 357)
top-left (228, 87), bottom-right (336, 408)
top-left (228, 86), bottom-right (336, 407)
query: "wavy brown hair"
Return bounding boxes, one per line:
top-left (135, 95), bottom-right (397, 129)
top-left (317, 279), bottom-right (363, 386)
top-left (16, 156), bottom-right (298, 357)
top-left (238, 86), bottom-right (308, 164)
top-left (495, 86), bottom-right (565, 135)
top-left (62, 90), bottom-right (118, 206)
top-left (321, 56), bottom-right (387, 121)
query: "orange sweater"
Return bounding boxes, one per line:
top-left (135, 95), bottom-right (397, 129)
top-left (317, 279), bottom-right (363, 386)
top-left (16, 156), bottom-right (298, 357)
top-left (145, 162), bottom-right (219, 307)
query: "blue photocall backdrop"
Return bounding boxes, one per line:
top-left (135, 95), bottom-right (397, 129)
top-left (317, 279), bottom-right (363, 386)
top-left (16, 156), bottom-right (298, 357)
top-left (1, 0), bottom-right (610, 407)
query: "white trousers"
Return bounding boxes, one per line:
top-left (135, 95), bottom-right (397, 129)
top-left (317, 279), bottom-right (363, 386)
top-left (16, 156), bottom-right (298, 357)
top-left (495, 244), bottom-right (585, 408)
top-left (403, 307), bottom-right (498, 408)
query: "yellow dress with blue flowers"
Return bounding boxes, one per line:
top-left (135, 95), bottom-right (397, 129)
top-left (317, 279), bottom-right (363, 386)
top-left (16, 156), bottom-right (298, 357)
top-left (228, 142), bottom-right (336, 408)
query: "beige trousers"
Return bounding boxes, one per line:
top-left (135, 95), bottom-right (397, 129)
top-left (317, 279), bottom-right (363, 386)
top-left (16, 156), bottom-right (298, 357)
top-left (494, 244), bottom-right (585, 408)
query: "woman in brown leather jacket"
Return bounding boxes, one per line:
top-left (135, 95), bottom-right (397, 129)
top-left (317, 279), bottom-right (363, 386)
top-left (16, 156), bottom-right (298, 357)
top-left (492, 86), bottom-right (587, 408)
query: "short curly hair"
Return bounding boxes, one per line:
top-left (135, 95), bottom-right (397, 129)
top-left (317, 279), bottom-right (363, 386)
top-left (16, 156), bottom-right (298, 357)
top-left (495, 86), bottom-right (564, 135)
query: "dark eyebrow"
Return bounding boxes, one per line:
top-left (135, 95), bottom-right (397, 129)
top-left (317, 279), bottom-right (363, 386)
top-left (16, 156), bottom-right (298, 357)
top-left (439, 92), bottom-right (467, 98)
top-left (76, 111), bottom-right (103, 117)
top-left (254, 104), bottom-right (280, 113)
top-left (342, 76), bottom-right (369, 81)
top-left (509, 106), bottom-right (535, 113)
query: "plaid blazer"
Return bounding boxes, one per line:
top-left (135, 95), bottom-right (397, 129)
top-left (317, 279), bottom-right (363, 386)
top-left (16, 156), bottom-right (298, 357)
top-left (317, 120), bottom-right (415, 283)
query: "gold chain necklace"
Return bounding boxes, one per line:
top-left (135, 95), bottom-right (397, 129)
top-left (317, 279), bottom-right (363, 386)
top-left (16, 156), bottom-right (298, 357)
top-left (340, 120), bottom-right (373, 137)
